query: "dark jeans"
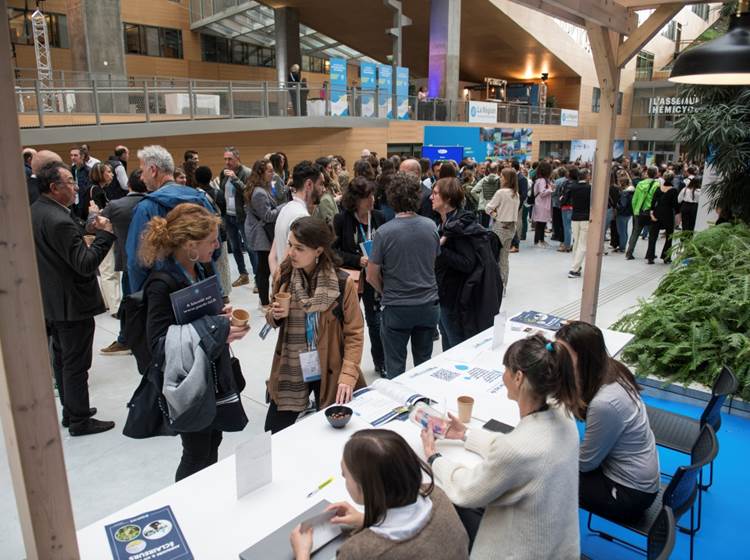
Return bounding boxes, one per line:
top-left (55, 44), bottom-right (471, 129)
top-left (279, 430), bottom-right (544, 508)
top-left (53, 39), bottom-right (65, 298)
top-left (117, 270), bottom-right (131, 344)
top-left (626, 214), bottom-right (651, 257)
top-left (478, 212), bottom-right (491, 228)
top-left (552, 206), bottom-right (563, 241)
top-left (646, 219), bottom-right (674, 260)
top-left (49, 318), bottom-right (95, 427)
top-left (533, 221), bottom-right (546, 244)
top-left (255, 250), bottom-right (271, 305)
top-left (225, 214), bottom-right (248, 275)
top-left (609, 213), bottom-right (620, 248)
top-left (175, 429), bottom-right (223, 482)
top-left (361, 283), bottom-right (384, 369)
top-left (616, 215), bottom-right (631, 251)
top-left (381, 301), bottom-right (440, 379)
top-left (681, 202), bottom-right (698, 232)
top-left (439, 304), bottom-right (464, 352)
top-left (580, 467), bottom-right (658, 523)
top-left (264, 381), bottom-right (321, 434)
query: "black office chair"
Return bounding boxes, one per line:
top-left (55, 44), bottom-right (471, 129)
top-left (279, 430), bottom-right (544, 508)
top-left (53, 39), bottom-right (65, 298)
top-left (586, 424), bottom-right (718, 560)
top-left (647, 365), bottom-right (737, 491)
top-left (581, 506), bottom-right (675, 560)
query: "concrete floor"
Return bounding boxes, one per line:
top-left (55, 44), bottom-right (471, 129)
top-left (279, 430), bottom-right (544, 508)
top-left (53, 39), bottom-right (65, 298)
top-left (0, 233), bottom-right (669, 558)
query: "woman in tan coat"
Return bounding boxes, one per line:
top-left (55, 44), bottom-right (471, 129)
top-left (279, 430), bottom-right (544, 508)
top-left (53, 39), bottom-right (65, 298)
top-left (264, 216), bottom-right (365, 433)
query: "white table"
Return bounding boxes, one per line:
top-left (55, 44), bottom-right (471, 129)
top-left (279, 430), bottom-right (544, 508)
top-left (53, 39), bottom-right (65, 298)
top-left (77, 319), bottom-right (632, 559)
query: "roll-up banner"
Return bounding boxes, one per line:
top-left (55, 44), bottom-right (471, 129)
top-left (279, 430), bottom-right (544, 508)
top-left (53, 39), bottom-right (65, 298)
top-left (329, 57), bottom-right (348, 116)
top-left (396, 66), bottom-right (409, 120)
top-left (377, 64), bottom-right (393, 119)
top-left (359, 62), bottom-right (377, 118)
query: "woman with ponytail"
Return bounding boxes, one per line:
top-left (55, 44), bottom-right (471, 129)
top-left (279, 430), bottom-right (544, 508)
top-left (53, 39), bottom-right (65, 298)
top-left (556, 321), bottom-right (659, 522)
top-left (421, 334), bottom-right (582, 559)
top-left (139, 203), bottom-right (250, 481)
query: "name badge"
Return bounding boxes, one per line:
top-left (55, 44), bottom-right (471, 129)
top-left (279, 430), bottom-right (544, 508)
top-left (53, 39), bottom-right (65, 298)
top-left (299, 350), bottom-right (322, 383)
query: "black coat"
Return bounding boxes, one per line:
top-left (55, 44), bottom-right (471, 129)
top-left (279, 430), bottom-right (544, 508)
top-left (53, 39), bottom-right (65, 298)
top-left (437, 210), bottom-right (502, 337)
top-left (333, 209), bottom-right (386, 269)
top-left (31, 195), bottom-right (115, 321)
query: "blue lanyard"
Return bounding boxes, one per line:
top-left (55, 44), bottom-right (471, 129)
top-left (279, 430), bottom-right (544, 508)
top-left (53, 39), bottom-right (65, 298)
top-left (174, 261), bottom-right (203, 285)
top-left (305, 312), bottom-right (318, 351)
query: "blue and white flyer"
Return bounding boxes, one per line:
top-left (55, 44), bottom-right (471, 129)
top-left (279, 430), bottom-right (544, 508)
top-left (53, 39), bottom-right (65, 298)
top-left (105, 505), bottom-right (193, 560)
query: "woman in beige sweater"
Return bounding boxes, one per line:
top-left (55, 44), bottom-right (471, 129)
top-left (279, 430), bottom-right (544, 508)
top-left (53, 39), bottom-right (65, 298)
top-left (485, 167), bottom-right (519, 292)
top-left (290, 430), bottom-right (469, 560)
top-left (421, 334), bottom-right (583, 560)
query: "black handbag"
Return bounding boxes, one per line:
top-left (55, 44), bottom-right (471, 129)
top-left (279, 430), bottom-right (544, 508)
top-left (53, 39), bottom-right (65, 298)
top-left (123, 369), bottom-right (176, 439)
top-left (230, 351), bottom-right (246, 393)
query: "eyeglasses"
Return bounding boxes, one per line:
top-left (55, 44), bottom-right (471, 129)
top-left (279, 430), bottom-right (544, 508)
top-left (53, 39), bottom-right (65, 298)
top-left (55, 178), bottom-right (77, 186)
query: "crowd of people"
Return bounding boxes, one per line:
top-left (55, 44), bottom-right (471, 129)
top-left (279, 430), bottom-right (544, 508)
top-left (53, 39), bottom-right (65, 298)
top-left (24, 141), bottom-right (684, 558)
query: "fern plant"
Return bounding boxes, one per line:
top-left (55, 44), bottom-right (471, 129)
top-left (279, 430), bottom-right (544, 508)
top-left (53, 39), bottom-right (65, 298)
top-left (613, 223), bottom-right (750, 400)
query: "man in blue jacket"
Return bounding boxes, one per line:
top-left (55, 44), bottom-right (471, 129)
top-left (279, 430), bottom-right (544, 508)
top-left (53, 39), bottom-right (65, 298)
top-left (126, 145), bottom-right (218, 292)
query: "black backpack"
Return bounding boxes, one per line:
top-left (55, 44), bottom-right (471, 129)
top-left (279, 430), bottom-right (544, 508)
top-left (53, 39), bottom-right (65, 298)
top-left (121, 271), bottom-right (181, 374)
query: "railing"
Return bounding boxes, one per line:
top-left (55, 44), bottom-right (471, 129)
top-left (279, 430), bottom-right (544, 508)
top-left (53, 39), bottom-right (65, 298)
top-left (15, 76), bottom-right (567, 129)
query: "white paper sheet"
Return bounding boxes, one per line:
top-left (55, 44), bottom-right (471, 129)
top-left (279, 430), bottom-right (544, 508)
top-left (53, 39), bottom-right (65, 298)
top-left (236, 432), bottom-right (272, 499)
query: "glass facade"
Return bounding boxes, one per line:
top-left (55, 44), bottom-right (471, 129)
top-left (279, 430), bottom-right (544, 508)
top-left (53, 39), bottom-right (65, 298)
top-left (8, 9), bottom-right (68, 49)
top-left (635, 51), bottom-right (655, 81)
top-left (591, 88), bottom-right (623, 114)
top-left (630, 85), bottom-right (696, 129)
top-left (123, 23), bottom-right (183, 59)
top-left (200, 34), bottom-right (328, 72)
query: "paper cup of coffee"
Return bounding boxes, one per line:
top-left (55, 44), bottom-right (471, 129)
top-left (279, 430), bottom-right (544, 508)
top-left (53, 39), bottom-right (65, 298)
top-left (274, 292), bottom-right (291, 315)
top-left (83, 235), bottom-right (95, 247)
top-left (457, 396), bottom-right (475, 424)
top-left (231, 308), bottom-right (250, 327)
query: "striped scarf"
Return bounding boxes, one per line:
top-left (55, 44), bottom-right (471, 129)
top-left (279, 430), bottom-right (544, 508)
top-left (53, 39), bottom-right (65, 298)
top-left (275, 264), bottom-right (340, 412)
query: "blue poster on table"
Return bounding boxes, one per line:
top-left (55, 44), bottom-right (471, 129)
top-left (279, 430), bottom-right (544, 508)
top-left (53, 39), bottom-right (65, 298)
top-left (329, 57), bottom-right (348, 116)
top-left (377, 64), bottom-right (392, 119)
top-left (359, 62), bottom-right (377, 118)
top-left (396, 66), bottom-right (409, 120)
top-left (105, 506), bottom-right (192, 560)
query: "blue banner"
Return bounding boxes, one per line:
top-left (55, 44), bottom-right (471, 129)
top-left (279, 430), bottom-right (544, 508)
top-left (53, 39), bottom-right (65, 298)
top-left (377, 64), bottom-right (392, 119)
top-left (359, 62), bottom-right (377, 118)
top-left (423, 126), bottom-right (534, 162)
top-left (396, 66), bottom-right (409, 120)
top-left (329, 57), bottom-right (348, 116)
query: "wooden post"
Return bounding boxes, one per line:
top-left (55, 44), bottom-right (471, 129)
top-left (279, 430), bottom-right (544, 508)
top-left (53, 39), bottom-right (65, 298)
top-left (580, 22), bottom-right (622, 324)
top-left (0, 1), bottom-right (80, 557)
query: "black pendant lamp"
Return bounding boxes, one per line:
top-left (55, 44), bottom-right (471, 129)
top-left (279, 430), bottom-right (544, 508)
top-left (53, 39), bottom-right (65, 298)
top-left (669, 1), bottom-right (750, 85)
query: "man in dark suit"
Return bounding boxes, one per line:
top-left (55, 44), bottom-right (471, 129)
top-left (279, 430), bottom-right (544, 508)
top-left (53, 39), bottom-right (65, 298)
top-left (31, 161), bottom-right (117, 436)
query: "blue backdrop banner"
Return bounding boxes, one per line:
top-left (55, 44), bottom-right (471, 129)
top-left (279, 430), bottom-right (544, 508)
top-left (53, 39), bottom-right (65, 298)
top-left (377, 64), bottom-right (393, 119)
top-left (329, 58), bottom-right (348, 116)
top-left (359, 62), bottom-right (377, 118)
top-left (396, 66), bottom-right (409, 120)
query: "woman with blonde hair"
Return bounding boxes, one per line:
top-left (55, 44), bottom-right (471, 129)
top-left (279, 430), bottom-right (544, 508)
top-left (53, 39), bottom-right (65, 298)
top-left (139, 203), bottom-right (249, 481)
top-left (486, 167), bottom-right (519, 292)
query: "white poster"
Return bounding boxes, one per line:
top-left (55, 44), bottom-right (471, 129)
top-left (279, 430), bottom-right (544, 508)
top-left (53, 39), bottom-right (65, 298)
top-left (560, 109), bottom-right (579, 127)
top-left (570, 139), bottom-right (597, 163)
top-left (468, 101), bottom-right (498, 124)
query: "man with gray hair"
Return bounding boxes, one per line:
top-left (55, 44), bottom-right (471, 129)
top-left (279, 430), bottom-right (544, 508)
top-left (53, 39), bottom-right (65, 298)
top-left (125, 145), bottom-right (218, 291)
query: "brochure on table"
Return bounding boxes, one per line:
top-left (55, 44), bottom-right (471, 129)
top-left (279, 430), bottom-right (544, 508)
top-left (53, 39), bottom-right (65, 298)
top-left (105, 505), bottom-right (192, 560)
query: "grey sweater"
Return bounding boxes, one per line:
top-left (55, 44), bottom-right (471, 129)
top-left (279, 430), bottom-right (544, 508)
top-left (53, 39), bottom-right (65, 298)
top-left (580, 382), bottom-right (660, 493)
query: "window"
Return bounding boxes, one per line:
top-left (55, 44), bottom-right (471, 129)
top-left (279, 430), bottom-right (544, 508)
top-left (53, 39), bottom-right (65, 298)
top-left (302, 55), bottom-right (328, 74)
top-left (122, 23), bottom-right (183, 58)
top-left (636, 51), bottom-right (655, 81)
top-left (200, 34), bottom-right (275, 67)
top-left (661, 20), bottom-right (678, 41)
top-left (692, 4), bottom-right (710, 21)
top-left (8, 9), bottom-right (68, 48)
top-left (592, 87), bottom-right (623, 114)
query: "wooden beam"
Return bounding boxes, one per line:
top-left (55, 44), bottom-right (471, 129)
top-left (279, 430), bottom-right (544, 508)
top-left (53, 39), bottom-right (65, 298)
top-left (0, 0), bottom-right (79, 557)
top-left (617, 3), bottom-right (683, 67)
top-left (511, 0), bottom-right (638, 35)
top-left (506, 0), bottom-right (587, 28)
top-left (580, 21), bottom-right (622, 324)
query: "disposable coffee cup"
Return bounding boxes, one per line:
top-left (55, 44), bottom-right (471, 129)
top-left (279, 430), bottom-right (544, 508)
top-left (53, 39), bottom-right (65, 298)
top-left (457, 396), bottom-right (475, 424)
top-left (274, 292), bottom-right (291, 315)
top-left (231, 308), bottom-right (250, 327)
top-left (83, 235), bottom-right (95, 247)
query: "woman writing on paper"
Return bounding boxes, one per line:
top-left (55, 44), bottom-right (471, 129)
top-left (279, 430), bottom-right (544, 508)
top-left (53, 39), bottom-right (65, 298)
top-left (421, 334), bottom-right (582, 559)
top-left (290, 429), bottom-right (470, 560)
top-left (555, 321), bottom-right (659, 522)
top-left (139, 204), bottom-right (249, 481)
top-left (333, 177), bottom-right (387, 377)
top-left (265, 216), bottom-right (365, 433)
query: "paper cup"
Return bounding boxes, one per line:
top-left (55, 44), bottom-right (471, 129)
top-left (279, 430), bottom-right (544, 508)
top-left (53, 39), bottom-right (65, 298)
top-left (274, 292), bottom-right (291, 315)
top-left (83, 235), bottom-right (95, 247)
top-left (457, 396), bottom-right (475, 424)
top-left (231, 308), bottom-right (250, 327)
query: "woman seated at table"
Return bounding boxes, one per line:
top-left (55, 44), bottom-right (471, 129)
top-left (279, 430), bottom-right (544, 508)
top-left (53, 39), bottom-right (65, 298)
top-left (421, 334), bottom-right (582, 559)
top-left (265, 216), bottom-right (365, 434)
top-left (556, 321), bottom-right (659, 522)
top-left (139, 204), bottom-right (250, 481)
top-left (290, 429), bottom-right (470, 560)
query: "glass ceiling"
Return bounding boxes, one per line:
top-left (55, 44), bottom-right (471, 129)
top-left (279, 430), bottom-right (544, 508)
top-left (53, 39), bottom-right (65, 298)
top-left (191, 0), bottom-right (377, 62)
